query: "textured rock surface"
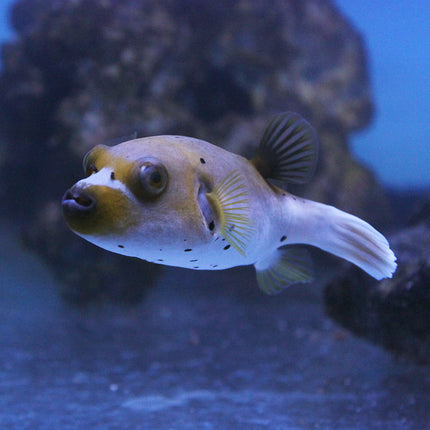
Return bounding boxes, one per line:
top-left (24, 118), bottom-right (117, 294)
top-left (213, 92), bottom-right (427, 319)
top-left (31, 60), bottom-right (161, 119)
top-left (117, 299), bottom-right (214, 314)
top-left (0, 0), bottom-right (390, 303)
top-left (324, 196), bottom-right (430, 364)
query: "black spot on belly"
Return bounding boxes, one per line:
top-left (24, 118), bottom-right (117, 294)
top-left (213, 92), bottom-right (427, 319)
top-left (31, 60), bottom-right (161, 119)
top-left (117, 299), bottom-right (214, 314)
top-left (193, 266), bottom-right (199, 269)
top-left (200, 158), bottom-right (206, 164)
top-left (223, 244), bottom-right (231, 250)
top-left (210, 264), bottom-right (218, 268)
top-left (184, 249), bottom-right (192, 252)
top-left (157, 259), bottom-right (164, 262)
top-left (190, 259), bottom-right (198, 262)
top-left (110, 172), bottom-right (116, 180)
top-left (117, 244), bottom-right (124, 248)
top-left (280, 235), bottom-right (287, 242)
top-left (209, 220), bottom-right (215, 231)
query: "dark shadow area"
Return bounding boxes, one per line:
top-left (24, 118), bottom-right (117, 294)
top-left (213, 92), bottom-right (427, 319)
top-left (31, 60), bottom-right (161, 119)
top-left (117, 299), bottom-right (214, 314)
top-left (183, 66), bottom-right (253, 122)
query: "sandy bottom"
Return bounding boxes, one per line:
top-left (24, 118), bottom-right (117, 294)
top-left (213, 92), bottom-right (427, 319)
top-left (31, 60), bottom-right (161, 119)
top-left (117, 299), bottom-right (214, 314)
top-left (1, 221), bottom-right (429, 430)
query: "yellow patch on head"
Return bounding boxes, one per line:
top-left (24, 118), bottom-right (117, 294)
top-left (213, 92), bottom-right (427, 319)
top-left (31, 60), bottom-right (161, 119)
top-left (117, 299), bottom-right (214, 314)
top-left (84, 145), bottom-right (133, 179)
top-left (65, 185), bottom-right (139, 237)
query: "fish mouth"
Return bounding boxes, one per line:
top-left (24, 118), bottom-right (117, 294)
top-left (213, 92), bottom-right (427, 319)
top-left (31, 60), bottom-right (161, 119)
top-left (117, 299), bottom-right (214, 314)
top-left (62, 186), bottom-right (96, 217)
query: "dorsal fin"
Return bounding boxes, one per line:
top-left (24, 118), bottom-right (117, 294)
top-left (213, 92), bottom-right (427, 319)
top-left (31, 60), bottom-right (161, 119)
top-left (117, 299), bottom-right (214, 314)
top-left (251, 111), bottom-right (319, 185)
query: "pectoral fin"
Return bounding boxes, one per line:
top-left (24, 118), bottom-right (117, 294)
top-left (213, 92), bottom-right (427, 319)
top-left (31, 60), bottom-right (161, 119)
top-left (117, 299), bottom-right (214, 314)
top-left (254, 247), bottom-right (314, 295)
top-left (206, 171), bottom-right (254, 256)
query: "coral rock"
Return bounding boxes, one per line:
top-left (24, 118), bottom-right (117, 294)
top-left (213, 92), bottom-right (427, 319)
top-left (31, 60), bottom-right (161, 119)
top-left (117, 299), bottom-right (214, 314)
top-left (325, 197), bottom-right (430, 363)
top-left (0, 0), bottom-right (389, 303)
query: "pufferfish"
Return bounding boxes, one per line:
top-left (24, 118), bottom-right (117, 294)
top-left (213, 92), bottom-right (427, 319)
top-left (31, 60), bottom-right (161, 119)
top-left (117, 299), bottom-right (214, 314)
top-left (62, 112), bottom-right (397, 294)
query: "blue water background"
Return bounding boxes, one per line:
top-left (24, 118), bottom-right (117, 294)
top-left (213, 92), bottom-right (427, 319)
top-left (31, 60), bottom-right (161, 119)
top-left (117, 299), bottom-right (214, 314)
top-left (0, 1), bottom-right (12, 42)
top-left (335, 1), bottom-right (430, 189)
top-left (0, 0), bottom-right (429, 189)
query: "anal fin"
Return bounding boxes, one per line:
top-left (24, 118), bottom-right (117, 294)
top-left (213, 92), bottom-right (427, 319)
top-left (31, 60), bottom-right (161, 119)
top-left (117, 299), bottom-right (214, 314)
top-left (254, 247), bottom-right (314, 295)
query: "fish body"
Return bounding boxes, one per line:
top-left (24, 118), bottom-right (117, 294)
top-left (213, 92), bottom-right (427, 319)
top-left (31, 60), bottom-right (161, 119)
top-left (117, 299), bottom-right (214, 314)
top-left (62, 112), bottom-right (397, 294)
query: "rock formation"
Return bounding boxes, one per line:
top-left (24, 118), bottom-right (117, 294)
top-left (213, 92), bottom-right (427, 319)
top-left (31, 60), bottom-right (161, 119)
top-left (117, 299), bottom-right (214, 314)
top-left (0, 0), bottom-right (389, 303)
top-left (325, 196), bottom-right (430, 364)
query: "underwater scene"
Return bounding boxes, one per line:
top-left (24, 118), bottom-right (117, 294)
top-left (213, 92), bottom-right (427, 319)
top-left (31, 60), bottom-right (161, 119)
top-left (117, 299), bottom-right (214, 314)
top-left (1, 0), bottom-right (430, 428)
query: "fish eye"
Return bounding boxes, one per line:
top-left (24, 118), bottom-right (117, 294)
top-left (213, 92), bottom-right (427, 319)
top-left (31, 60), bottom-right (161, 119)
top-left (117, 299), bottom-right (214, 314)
top-left (83, 150), bottom-right (99, 176)
top-left (135, 157), bottom-right (168, 199)
top-left (82, 150), bottom-right (94, 175)
top-left (82, 145), bottom-right (108, 176)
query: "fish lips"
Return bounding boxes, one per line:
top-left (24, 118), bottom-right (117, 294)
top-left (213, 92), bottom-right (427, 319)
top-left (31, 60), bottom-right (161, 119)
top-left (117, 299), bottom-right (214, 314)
top-left (62, 185), bottom-right (97, 218)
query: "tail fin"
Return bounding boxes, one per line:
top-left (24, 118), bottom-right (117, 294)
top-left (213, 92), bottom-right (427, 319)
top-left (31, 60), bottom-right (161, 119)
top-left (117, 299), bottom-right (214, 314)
top-left (323, 209), bottom-right (397, 279)
top-left (287, 199), bottom-right (397, 280)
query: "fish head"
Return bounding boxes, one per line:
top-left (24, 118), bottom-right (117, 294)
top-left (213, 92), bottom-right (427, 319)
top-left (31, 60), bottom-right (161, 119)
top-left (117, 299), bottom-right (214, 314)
top-left (62, 136), bottom-right (213, 257)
